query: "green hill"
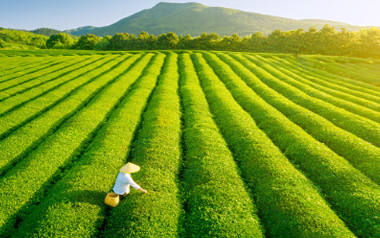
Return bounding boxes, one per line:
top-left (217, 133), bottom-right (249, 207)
top-left (31, 28), bottom-right (63, 36)
top-left (0, 28), bottom-right (48, 48)
top-left (65, 2), bottom-right (366, 37)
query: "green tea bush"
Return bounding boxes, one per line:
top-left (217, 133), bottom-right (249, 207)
top-left (241, 54), bottom-right (380, 148)
top-left (0, 57), bottom-right (88, 101)
top-left (1, 50), bottom-right (379, 237)
top-left (268, 56), bottom-right (380, 108)
top-left (254, 54), bottom-right (380, 123)
top-left (0, 58), bottom-right (57, 83)
top-left (207, 52), bottom-right (380, 237)
top-left (303, 56), bottom-right (380, 86)
top-left (11, 53), bottom-right (162, 238)
top-left (0, 55), bottom-right (139, 176)
top-left (0, 55), bottom-right (118, 139)
top-left (102, 53), bottom-right (183, 237)
top-left (289, 55), bottom-right (380, 94)
top-left (219, 52), bottom-right (380, 185)
top-left (0, 53), bottom-right (148, 235)
top-left (192, 52), bottom-right (355, 238)
top-left (178, 53), bottom-right (264, 237)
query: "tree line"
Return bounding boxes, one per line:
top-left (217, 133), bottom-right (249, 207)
top-left (71, 25), bottom-right (380, 58)
top-left (2, 25), bottom-right (380, 58)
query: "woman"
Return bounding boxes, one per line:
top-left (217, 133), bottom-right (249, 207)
top-left (113, 162), bottom-right (147, 200)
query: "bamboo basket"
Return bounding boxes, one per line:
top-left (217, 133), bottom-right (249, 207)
top-left (105, 192), bottom-right (120, 207)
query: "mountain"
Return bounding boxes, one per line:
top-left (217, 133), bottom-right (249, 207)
top-left (31, 28), bottom-right (62, 36)
top-left (64, 26), bottom-right (98, 36)
top-left (64, 2), bottom-right (367, 37)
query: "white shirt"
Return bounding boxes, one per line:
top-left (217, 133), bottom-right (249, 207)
top-left (113, 172), bottom-right (141, 195)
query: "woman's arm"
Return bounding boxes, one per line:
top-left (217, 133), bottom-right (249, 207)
top-left (126, 174), bottom-right (147, 194)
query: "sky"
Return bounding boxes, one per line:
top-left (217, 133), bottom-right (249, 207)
top-left (1, 0), bottom-right (380, 31)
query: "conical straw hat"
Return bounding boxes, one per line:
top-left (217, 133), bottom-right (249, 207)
top-left (120, 162), bottom-right (140, 173)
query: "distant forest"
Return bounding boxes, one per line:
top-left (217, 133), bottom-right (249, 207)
top-left (31, 28), bottom-right (63, 36)
top-left (1, 26), bottom-right (380, 58)
top-left (0, 28), bottom-right (48, 49)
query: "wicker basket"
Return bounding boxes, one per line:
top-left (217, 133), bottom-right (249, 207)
top-left (105, 192), bottom-right (120, 207)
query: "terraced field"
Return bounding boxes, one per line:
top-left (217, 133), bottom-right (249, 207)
top-left (0, 50), bottom-right (380, 238)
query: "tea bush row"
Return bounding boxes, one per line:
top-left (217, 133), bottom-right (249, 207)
top-left (178, 53), bottom-right (264, 237)
top-left (241, 54), bottom-right (380, 148)
top-left (207, 52), bottom-right (380, 237)
top-left (102, 53), bottom-right (183, 237)
top-left (0, 55), bottom-right (111, 116)
top-left (11, 53), bottom-right (164, 238)
top-left (0, 55), bottom-right (119, 139)
top-left (253, 54), bottom-right (380, 123)
top-left (192, 52), bottom-right (355, 237)
top-left (0, 57), bottom-right (57, 82)
top-left (220, 52), bottom-right (380, 185)
top-left (0, 53), bottom-right (152, 236)
top-left (302, 56), bottom-right (380, 86)
top-left (0, 57), bottom-right (89, 101)
top-left (268, 56), bottom-right (380, 109)
top-left (0, 55), bottom-right (140, 176)
top-left (285, 55), bottom-right (380, 95)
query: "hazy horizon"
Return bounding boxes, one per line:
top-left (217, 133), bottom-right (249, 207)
top-left (1, 0), bottom-right (380, 31)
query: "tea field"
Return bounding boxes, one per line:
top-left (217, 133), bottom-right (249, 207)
top-left (0, 49), bottom-right (380, 237)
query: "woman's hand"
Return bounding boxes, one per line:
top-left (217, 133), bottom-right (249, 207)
top-left (139, 188), bottom-right (147, 194)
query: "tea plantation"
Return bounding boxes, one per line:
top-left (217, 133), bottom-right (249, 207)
top-left (0, 49), bottom-right (379, 237)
